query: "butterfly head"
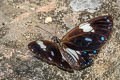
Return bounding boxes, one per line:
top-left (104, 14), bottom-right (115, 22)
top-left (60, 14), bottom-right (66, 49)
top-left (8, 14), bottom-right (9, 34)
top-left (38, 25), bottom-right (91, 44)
top-left (51, 36), bottom-right (61, 43)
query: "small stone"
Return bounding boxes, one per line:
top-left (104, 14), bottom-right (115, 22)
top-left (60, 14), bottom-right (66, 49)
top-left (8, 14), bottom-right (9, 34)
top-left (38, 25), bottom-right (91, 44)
top-left (30, 7), bottom-right (35, 11)
top-left (45, 17), bottom-right (52, 23)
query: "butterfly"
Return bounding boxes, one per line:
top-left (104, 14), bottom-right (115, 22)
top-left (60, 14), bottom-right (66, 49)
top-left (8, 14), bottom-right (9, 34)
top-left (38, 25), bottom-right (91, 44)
top-left (28, 15), bottom-right (113, 72)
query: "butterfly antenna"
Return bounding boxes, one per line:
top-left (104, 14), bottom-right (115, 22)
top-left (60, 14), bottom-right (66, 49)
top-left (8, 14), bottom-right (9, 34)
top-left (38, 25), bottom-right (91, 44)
top-left (35, 26), bottom-right (53, 36)
top-left (54, 24), bottom-right (58, 35)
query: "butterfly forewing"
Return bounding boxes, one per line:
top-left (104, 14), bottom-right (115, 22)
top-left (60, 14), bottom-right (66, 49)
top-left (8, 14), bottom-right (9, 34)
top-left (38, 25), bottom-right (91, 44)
top-left (88, 16), bottom-right (113, 38)
top-left (61, 46), bottom-right (95, 70)
top-left (28, 40), bottom-right (73, 72)
top-left (62, 15), bottom-right (112, 50)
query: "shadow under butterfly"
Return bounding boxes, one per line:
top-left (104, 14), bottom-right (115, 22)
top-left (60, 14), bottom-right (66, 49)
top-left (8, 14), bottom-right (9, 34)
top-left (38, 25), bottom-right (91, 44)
top-left (28, 15), bottom-right (113, 72)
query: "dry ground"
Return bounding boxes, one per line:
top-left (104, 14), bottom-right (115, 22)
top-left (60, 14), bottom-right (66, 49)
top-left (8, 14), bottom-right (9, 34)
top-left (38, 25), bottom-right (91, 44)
top-left (0, 0), bottom-right (120, 80)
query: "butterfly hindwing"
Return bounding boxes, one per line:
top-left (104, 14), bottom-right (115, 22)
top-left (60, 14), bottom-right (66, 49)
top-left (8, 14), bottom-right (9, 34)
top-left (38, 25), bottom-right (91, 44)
top-left (28, 40), bottom-right (73, 72)
top-left (62, 43), bottom-right (100, 70)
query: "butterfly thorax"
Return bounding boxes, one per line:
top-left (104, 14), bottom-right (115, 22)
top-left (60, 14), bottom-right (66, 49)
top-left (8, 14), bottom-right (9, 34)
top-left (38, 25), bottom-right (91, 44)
top-left (51, 36), bottom-right (62, 47)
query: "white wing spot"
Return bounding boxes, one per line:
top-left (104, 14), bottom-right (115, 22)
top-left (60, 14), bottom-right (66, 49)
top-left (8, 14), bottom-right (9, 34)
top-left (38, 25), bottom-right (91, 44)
top-left (79, 23), bottom-right (94, 32)
top-left (48, 57), bottom-right (52, 61)
top-left (51, 51), bottom-right (55, 56)
top-left (91, 30), bottom-right (95, 32)
top-left (65, 48), bottom-right (79, 62)
top-left (31, 49), bottom-right (34, 51)
top-left (61, 52), bottom-right (67, 61)
top-left (76, 51), bottom-right (82, 55)
top-left (60, 64), bottom-right (63, 67)
top-left (36, 40), bottom-right (47, 51)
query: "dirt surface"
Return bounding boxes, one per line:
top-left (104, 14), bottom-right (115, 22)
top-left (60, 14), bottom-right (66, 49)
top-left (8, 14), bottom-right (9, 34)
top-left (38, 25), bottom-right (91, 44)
top-left (0, 0), bottom-right (120, 80)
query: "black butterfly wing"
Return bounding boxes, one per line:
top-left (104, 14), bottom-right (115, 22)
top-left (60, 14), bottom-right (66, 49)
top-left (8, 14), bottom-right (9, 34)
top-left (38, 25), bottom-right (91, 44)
top-left (61, 15), bottom-right (113, 69)
top-left (28, 40), bottom-right (73, 72)
top-left (88, 15), bottom-right (112, 38)
top-left (62, 15), bottom-right (113, 51)
top-left (61, 44), bottom-right (99, 70)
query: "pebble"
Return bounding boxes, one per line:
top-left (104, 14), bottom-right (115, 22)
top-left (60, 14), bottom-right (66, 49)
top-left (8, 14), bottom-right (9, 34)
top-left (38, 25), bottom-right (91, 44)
top-left (45, 17), bottom-right (52, 23)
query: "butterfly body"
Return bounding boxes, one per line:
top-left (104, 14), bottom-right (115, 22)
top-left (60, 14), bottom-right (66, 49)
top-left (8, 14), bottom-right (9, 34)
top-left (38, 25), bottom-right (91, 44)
top-left (28, 15), bottom-right (113, 72)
